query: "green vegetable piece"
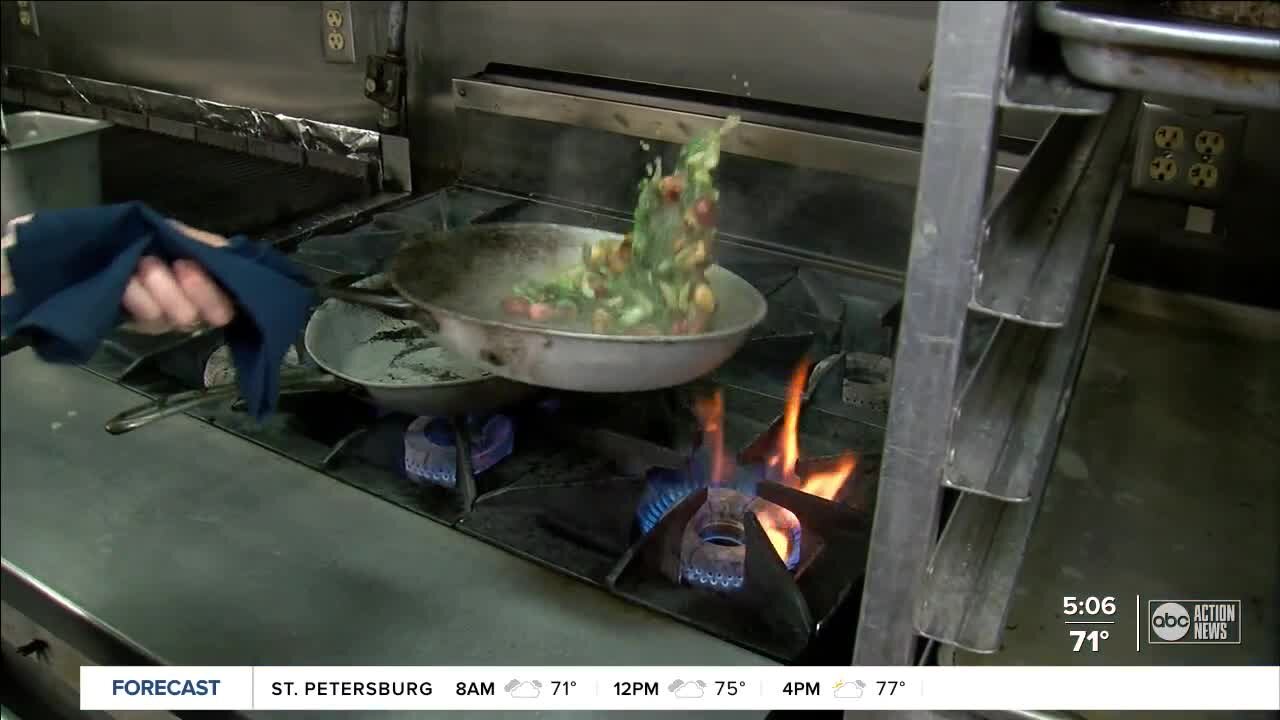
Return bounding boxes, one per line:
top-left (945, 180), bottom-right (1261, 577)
top-left (658, 281), bottom-right (680, 308)
top-left (618, 305), bottom-right (648, 327)
top-left (508, 115), bottom-right (738, 335)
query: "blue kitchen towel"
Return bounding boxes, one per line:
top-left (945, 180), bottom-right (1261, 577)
top-left (0, 202), bottom-right (316, 421)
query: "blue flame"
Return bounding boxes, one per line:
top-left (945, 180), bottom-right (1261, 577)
top-left (635, 447), bottom-right (762, 535)
top-left (636, 466), bottom-right (703, 535)
top-left (683, 568), bottom-right (746, 590)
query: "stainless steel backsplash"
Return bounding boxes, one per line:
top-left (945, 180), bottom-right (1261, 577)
top-left (404, 1), bottom-right (1050, 180)
top-left (0, 0), bottom-right (387, 130)
top-left (2, 2), bottom-right (1049, 182)
top-left (3, 2), bottom-right (1274, 302)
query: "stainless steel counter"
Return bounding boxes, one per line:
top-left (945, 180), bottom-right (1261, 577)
top-left (0, 350), bottom-right (773, 720)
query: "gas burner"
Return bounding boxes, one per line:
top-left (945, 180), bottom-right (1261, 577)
top-left (638, 356), bottom-right (862, 550)
top-left (679, 487), bottom-right (802, 590)
top-left (636, 466), bottom-right (706, 536)
top-left (404, 415), bottom-right (514, 488)
top-left (841, 352), bottom-right (892, 415)
top-left (635, 446), bottom-right (760, 535)
top-left (597, 355), bottom-right (881, 660)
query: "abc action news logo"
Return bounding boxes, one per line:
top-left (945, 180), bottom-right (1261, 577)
top-left (1148, 600), bottom-right (1242, 644)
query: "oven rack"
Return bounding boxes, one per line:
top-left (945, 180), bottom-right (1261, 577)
top-left (853, 0), bottom-right (1139, 674)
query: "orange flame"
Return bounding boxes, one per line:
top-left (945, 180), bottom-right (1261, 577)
top-left (689, 357), bottom-right (857, 564)
top-left (773, 358), bottom-right (857, 502)
top-left (799, 453), bottom-right (856, 501)
top-left (693, 390), bottom-right (726, 486)
top-left (755, 504), bottom-right (799, 561)
top-left (779, 362), bottom-right (806, 480)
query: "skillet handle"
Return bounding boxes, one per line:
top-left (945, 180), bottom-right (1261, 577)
top-left (104, 368), bottom-right (341, 435)
top-left (229, 372), bottom-right (349, 411)
top-left (105, 383), bottom-right (243, 435)
top-left (315, 284), bottom-right (438, 332)
top-left (317, 285), bottom-right (412, 311)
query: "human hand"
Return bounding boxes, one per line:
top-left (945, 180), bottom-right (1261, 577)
top-left (1, 215), bottom-right (237, 335)
top-left (122, 220), bottom-right (237, 335)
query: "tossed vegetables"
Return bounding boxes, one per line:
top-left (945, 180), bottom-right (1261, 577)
top-left (501, 115), bottom-right (741, 336)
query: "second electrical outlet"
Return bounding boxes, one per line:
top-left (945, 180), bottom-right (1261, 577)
top-left (1131, 99), bottom-right (1245, 205)
top-left (322, 1), bottom-right (356, 64)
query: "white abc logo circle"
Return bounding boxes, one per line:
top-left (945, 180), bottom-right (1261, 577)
top-left (1151, 602), bottom-right (1190, 641)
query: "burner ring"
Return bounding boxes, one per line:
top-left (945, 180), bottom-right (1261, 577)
top-left (403, 414), bottom-right (514, 487)
top-left (684, 515), bottom-right (747, 590)
top-left (679, 488), bottom-right (801, 591)
top-left (700, 521), bottom-right (745, 546)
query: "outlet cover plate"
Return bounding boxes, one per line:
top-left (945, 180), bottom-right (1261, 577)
top-left (1131, 99), bottom-right (1245, 205)
top-left (321, 1), bottom-right (355, 64)
top-left (16, 0), bottom-right (39, 37)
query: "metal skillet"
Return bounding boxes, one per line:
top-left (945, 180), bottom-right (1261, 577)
top-left (104, 273), bottom-right (532, 434)
top-left (324, 223), bottom-right (769, 393)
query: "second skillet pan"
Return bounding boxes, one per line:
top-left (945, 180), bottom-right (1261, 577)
top-left (105, 273), bottom-right (532, 434)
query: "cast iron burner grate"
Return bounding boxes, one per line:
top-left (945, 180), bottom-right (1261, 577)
top-left (596, 405), bottom-right (875, 660)
top-left (450, 382), bottom-right (879, 663)
top-left (607, 480), bottom-right (872, 661)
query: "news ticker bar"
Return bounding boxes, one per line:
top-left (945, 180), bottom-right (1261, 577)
top-left (81, 666), bottom-right (1280, 712)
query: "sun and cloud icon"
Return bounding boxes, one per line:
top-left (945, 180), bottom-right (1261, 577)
top-left (668, 679), bottom-right (707, 698)
top-left (503, 680), bottom-right (542, 698)
top-left (833, 680), bottom-right (867, 699)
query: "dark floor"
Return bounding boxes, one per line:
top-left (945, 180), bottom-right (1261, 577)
top-left (1, 641), bottom-right (108, 720)
top-left (947, 300), bottom-right (1280, 718)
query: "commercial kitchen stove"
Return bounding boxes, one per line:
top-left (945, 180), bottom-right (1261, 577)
top-left (74, 186), bottom-right (917, 667)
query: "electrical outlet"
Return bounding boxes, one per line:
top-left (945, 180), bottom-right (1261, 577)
top-left (1194, 130), bottom-right (1225, 156)
top-left (1188, 162), bottom-right (1219, 190)
top-left (1154, 125), bottom-right (1184, 150)
top-left (16, 0), bottom-right (39, 37)
top-left (1149, 156), bottom-right (1178, 183)
top-left (321, 1), bottom-right (355, 64)
top-left (1131, 99), bottom-right (1245, 205)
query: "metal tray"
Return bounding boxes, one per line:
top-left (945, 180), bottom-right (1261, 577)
top-left (1038, 2), bottom-right (1280, 109)
top-left (1, 111), bottom-right (111, 226)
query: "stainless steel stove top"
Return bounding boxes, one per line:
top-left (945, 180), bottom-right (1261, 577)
top-left (83, 186), bottom-right (901, 664)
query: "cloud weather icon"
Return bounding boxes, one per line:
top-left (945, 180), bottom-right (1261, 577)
top-left (668, 679), bottom-right (707, 698)
top-left (833, 680), bottom-right (867, 699)
top-left (504, 680), bottom-right (542, 698)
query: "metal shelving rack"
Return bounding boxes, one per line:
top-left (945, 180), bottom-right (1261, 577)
top-left (851, 0), bottom-right (1140, 671)
top-left (855, 0), bottom-right (1278, 675)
